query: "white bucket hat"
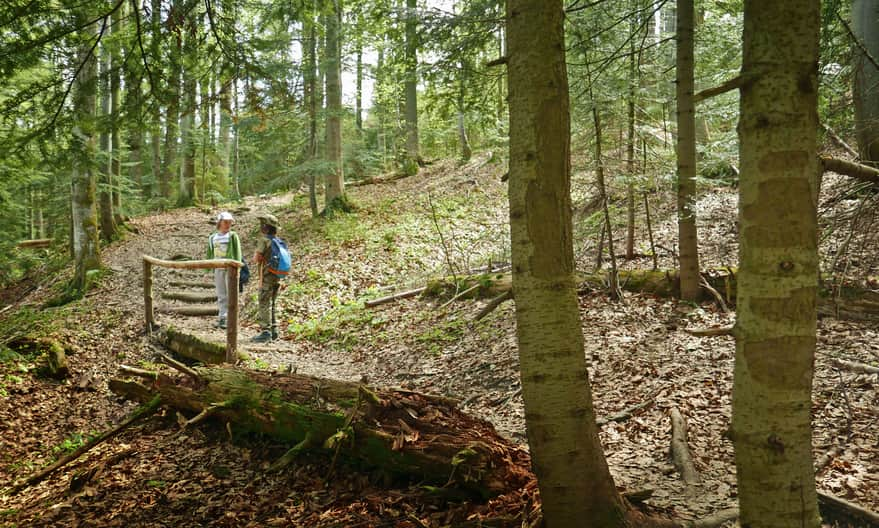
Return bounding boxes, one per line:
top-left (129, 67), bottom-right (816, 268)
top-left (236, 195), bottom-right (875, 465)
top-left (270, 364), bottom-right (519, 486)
top-left (216, 211), bottom-right (234, 223)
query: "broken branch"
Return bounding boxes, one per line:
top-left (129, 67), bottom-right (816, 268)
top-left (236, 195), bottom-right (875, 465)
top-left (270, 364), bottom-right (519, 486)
top-left (365, 287), bottom-right (427, 308)
top-left (670, 406), bottom-right (702, 486)
top-left (831, 358), bottom-right (879, 375)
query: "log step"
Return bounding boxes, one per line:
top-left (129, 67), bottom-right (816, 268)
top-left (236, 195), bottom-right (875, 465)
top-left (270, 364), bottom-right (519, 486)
top-left (153, 328), bottom-right (229, 364)
top-left (157, 305), bottom-right (218, 316)
top-left (168, 280), bottom-right (215, 289)
top-left (161, 291), bottom-right (217, 303)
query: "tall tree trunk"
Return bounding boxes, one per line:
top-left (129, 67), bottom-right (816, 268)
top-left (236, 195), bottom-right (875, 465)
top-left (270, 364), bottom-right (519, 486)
top-left (853, 0), bottom-right (879, 164)
top-left (218, 69), bottom-right (232, 181)
top-left (110, 4), bottom-right (123, 222)
top-left (457, 60), bottom-right (472, 162)
top-left (232, 76), bottom-right (240, 198)
top-left (99, 41), bottom-right (116, 242)
top-left (324, 0), bottom-right (345, 208)
top-left (146, 0), bottom-right (162, 200)
top-left (626, 14), bottom-right (638, 260)
top-left (593, 105), bottom-right (621, 299)
top-left (403, 0), bottom-right (419, 167)
top-left (355, 17), bottom-right (363, 135)
top-left (675, 0), bottom-right (700, 301)
top-left (496, 26), bottom-right (505, 121)
top-left (161, 29), bottom-right (181, 200)
top-left (71, 18), bottom-right (102, 291)
top-left (306, 9), bottom-right (319, 218)
top-left (126, 21), bottom-right (144, 198)
top-left (179, 6), bottom-right (197, 206)
top-left (733, 2), bottom-right (821, 527)
top-left (506, 2), bottom-right (629, 526)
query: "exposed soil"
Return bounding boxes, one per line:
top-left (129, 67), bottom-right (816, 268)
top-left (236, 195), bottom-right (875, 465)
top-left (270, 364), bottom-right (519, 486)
top-left (0, 155), bottom-right (877, 527)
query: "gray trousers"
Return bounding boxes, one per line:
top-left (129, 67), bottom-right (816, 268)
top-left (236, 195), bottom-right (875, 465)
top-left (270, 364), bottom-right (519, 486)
top-left (214, 268), bottom-right (228, 319)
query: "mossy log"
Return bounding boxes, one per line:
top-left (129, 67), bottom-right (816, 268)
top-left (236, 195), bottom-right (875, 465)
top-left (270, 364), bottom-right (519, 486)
top-left (161, 291), bottom-right (218, 303)
top-left (109, 366), bottom-right (532, 498)
top-left (7, 337), bottom-right (69, 379)
top-left (448, 269), bottom-right (879, 322)
top-left (154, 328), bottom-right (232, 364)
top-left (423, 273), bottom-right (513, 300)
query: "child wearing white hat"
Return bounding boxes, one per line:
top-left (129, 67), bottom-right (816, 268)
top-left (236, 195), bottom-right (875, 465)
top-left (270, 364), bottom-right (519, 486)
top-left (206, 211), bottom-right (242, 329)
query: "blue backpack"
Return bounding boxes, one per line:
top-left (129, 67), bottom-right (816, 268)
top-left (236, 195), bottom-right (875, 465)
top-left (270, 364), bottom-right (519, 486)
top-left (267, 236), bottom-right (291, 277)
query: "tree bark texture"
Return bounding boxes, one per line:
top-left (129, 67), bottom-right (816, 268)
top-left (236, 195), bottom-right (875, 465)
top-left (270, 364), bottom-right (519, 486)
top-left (676, 0), bottom-right (700, 301)
top-left (733, 2), bottom-right (821, 527)
top-left (71, 17), bottom-right (102, 291)
top-left (506, 2), bottom-right (629, 527)
top-left (324, 0), bottom-right (345, 206)
top-left (109, 366), bottom-right (531, 498)
top-left (853, 0), bottom-right (879, 164)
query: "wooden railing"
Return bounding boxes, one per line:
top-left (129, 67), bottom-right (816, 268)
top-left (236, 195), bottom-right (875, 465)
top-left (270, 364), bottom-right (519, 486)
top-left (143, 255), bottom-right (241, 363)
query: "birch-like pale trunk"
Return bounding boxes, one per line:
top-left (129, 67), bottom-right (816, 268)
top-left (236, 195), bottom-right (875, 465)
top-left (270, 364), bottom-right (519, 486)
top-left (732, 2), bottom-right (821, 527)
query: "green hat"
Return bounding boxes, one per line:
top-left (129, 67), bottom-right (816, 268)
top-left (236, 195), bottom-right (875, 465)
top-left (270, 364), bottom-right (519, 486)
top-left (257, 213), bottom-right (279, 228)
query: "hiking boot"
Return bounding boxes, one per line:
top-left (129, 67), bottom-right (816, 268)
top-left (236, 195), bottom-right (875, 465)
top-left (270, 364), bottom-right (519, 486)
top-left (251, 330), bottom-right (273, 343)
top-left (217, 317), bottom-right (227, 329)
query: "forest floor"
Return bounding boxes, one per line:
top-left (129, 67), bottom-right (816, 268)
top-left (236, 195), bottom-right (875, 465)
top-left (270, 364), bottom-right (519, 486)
top-left (0, 153), bottom-right (877, 527)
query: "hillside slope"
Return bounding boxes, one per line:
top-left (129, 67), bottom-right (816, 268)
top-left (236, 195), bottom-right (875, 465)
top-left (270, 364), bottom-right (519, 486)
top-left (0, 157), bottom-right (877, 527)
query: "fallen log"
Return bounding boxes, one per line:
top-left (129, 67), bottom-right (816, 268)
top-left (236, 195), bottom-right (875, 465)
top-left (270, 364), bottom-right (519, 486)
top-left (474, 290), bottom-right (514, 322)
top-left (669, 407), bottom-right (702, 486)
top-left (7, 337), bottom-right (70, 379)
top-left (161, 291), bottom-right (218, 303)
top-left (831, 358), bottom-right (879, 375)
top-left (818, 491), bottom-right (879, 527)
top-left (3, 395), bottom-right (161, 496)
top-left (684, 326), bottom-right (735, 338)
top-left (157, 305), bottom-right (218, 316)
top-left (822, 125), bottom-right (859, 159)
top-left (680, 494), bottom-right (879, 528)
top-left (821, 155), bottom-right (879, 185)
top-left (424, 273), bottom-right (512, 300)
top-left (365, 287), bottom-right (427, 308)
top-left (109, 366), bottom-right (532, 498)
top-left (16, 238), bottom-right (52, 249)
top-left (348, 172), bottom-right (412, 187)
top-left (581, 269), bottom-right (879, 322)
top-left (154, 327), bottom-right (231, 364)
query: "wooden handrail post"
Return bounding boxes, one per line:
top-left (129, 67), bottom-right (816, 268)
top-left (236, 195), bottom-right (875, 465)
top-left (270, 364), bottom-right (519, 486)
top-left (225, 264), bottom-right (239, 363)
top-left (143, 259), bottom-right (154, 331)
